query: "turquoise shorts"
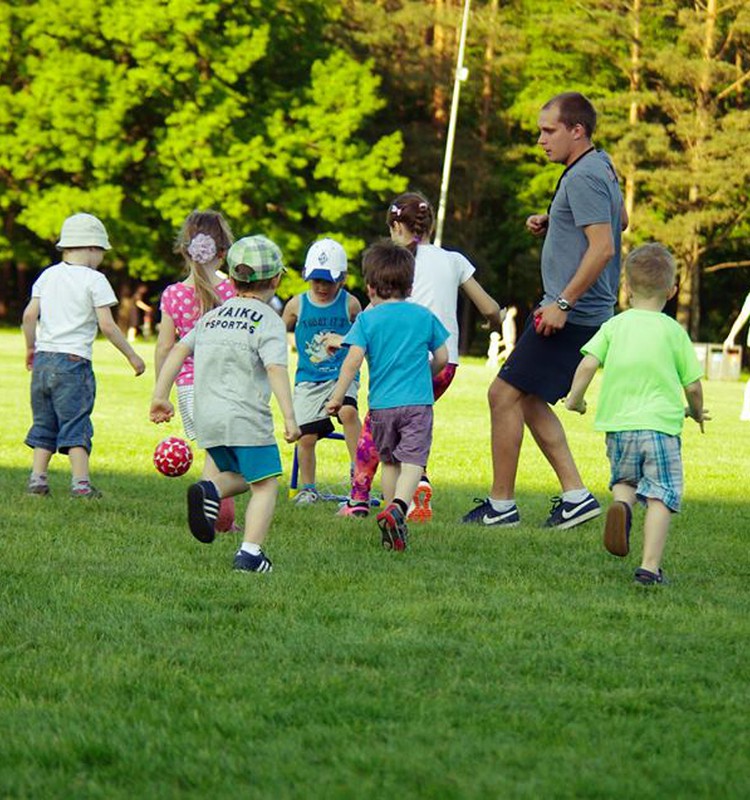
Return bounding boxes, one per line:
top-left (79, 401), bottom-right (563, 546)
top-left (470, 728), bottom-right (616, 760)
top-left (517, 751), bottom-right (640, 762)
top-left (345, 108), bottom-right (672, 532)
top-left (208, 444), bottom-right (282, 484)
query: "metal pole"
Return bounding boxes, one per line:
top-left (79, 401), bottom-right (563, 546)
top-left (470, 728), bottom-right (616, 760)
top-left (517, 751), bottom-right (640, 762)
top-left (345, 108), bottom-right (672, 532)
top-left (434, 0), bottom-right (471, 247)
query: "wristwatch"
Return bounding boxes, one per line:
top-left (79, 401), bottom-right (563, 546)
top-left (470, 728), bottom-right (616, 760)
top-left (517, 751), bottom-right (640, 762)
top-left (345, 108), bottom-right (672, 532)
top-left (556, 296), bottom-right (572, 312)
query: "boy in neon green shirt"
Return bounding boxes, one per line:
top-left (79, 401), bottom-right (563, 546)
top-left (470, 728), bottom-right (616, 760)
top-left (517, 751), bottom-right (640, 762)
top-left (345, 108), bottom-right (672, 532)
top-left (566, 243), bottom-right (708, 585)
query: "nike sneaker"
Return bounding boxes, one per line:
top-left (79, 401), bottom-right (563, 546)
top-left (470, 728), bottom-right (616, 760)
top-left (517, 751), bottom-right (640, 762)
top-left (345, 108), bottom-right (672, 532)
top-left (461, 498), bottom-right (520, 527)
top-left (543, 493), bottom-right (601, 530)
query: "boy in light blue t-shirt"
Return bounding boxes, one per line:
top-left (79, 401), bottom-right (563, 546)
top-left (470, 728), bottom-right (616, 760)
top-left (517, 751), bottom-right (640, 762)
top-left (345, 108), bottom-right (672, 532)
top-left (326, 240), bottom-right (449, 552)
top-left (566, 243), bottom-right (708, 586)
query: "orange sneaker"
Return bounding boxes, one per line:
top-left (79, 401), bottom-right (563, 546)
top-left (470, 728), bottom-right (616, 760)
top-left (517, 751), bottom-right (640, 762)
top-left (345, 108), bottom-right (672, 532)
top-left (407, 480), bottom-right (432, 523)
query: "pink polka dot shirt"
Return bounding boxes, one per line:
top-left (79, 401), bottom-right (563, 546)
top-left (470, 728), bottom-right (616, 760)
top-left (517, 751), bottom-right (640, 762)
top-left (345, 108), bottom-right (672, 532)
top-left (159, 279), bottom-right (235, 386)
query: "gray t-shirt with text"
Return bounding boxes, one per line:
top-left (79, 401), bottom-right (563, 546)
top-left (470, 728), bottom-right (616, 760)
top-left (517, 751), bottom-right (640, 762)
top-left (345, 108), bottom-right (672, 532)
top-left (181, 297), bottom-right (288, 449)
top-left (541, 150), bottom-right (623, 326)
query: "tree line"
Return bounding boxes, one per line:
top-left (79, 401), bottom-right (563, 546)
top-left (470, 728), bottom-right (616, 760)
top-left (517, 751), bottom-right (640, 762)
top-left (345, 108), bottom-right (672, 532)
top-left (1, 0), bottom-right (748, 346)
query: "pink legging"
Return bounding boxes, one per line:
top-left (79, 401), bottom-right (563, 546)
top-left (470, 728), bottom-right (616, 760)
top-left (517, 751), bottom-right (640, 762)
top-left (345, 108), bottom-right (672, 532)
top-left (350, 363), bottom-right (457, 503)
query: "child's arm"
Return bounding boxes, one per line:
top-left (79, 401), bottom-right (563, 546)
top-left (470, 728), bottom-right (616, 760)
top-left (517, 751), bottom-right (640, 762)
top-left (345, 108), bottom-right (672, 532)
top-left (96, 306), bottom-right (146, 375)
top-left (565, 354), bottom-right (600, 414)
top-left (723, 293), bottom-right (750, 348)
top-left (150, 342), bottom-right (190, 423)
top-left (21, 298), bottom-right (40, 370)
top-left (154, 311), bottom-right (177, 378)
top-left (684, 380), bottom-right (709, 433)
top-left (347, 294), bottom-right (363, 322)
top-left (281, 296), bottom-right (300, 332)
top-left (460, 277), bottom-right (504, 332)
top-left (431, 343), bottom-right (449, 376)
top-left (326, 345), bottom-right (365, 415)
top-left (266, 363), bottom-right (301, 443)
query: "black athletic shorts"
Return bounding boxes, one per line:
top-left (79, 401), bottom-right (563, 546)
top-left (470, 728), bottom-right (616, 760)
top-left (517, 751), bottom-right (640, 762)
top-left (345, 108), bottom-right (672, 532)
top-left (498, 313), bottom-right (599, 404)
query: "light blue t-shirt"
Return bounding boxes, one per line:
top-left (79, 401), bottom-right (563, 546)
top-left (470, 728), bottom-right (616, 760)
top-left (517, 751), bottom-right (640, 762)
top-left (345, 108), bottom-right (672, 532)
top-left (343, 301), bottom-right (449, 409)
top-left (541, 149), bottom-right (623, 326)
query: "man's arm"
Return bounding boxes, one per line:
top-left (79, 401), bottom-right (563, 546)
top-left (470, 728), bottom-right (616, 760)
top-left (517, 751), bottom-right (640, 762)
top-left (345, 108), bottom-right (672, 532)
top-left (535, 222), bottom-right (615, 336)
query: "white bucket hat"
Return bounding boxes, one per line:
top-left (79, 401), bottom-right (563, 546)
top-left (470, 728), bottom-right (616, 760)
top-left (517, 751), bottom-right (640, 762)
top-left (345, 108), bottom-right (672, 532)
top-left (303, 238), bottom-right (348, 282)
top-left (56, 213), bottom-right (111, 250)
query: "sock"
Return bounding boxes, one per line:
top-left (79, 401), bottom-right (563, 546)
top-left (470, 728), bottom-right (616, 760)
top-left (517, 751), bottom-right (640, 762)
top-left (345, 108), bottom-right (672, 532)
top-left (393, 498), bottom-right (408, 515)
top-left (562, 488), bottom-right (591, 503)
top-left (301, 483), bottom-right (316, 492)
top-left (489, 497), bottom-right (516, 512)
top-left (419, 474), bottom-right (430, 485)
top-left (240, 542), bottom-right (262, 556)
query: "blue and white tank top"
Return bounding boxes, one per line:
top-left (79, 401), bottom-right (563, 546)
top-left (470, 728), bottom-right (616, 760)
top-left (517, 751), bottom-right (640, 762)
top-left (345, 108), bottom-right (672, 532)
top-left (294, 289), bottom-right (353, 383)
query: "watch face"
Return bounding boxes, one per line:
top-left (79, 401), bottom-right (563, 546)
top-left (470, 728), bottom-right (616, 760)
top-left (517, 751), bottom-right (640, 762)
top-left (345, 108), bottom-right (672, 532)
top-left (556, 297), bottom-right (571, 311)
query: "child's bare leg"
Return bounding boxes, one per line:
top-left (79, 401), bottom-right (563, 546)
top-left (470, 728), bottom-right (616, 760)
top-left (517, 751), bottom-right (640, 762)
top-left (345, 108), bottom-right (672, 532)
top-left (243, 477), bottom-right (279, 546)
top-left (612, 482), bottom-right (636, 506)
top-left (211, 471), bottom-right (248, 499)
top-left (204, 451), bottom-right (235, 532)
top-left (394, 462), bottom-right (424, 508)
top-left (32, 447), bottom-right (53, 476)
top-left (295, 433), bottom-right (318, 487)
top-left (380, 462), bottom-right (399, 505)
top-left (338, 405), bottom-right (362, 463)
top-left (641, 498), bottom-right (672, 573)
top-left (68, 446), bottom-right (90, 481)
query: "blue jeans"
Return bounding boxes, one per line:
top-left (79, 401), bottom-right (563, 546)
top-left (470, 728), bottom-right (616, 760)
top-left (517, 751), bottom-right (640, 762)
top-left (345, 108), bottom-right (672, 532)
top-left (25, 352), bottom-right (96, 454)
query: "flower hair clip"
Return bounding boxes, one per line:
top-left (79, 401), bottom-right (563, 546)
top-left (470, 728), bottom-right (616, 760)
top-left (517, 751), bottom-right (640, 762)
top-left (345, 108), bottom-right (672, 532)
top-left (389, 204), bottom-right (402, 217)
top-left (187, 233), bottom-right (218, 264)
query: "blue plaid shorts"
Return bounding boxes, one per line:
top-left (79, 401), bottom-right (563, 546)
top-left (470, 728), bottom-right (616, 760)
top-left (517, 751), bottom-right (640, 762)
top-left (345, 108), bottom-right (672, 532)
top-left (605, 430), bottom-right (683, 512)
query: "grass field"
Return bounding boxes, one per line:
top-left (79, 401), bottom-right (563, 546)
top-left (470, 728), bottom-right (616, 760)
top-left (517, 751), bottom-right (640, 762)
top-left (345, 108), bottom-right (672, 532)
top-left (1, 330), bottom-right (748, 799)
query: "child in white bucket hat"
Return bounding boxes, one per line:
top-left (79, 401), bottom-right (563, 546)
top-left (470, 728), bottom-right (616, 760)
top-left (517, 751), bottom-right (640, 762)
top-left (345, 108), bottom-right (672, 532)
top-left (281, 238), bottom-right (363, 504)
top-left (22, 213), bottom-right (146, 498)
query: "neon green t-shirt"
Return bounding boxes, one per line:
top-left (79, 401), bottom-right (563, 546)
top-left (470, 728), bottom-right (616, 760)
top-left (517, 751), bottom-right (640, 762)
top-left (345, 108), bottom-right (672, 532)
top-left (582, 309), bottom-right (704, 435)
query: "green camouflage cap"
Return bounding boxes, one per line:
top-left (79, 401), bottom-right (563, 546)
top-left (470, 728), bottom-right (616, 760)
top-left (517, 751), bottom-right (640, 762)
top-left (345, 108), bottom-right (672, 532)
top-left (226, 235), bottom-right (285, 282)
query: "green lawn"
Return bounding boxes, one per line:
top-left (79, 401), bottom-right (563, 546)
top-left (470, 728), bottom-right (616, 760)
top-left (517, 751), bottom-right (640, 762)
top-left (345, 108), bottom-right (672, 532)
top-left (1, 330), bottom-right (748, 799)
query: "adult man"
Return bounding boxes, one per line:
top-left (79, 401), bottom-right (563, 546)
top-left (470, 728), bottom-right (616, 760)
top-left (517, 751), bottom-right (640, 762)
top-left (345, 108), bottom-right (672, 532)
top-left (463, 92), bottom-right (626, 529)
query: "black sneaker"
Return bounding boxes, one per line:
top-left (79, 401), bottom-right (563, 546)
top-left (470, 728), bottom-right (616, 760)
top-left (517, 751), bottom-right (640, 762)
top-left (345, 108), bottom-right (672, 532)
top-left (634, 567), bottom-right (668, 586)
top-left (233, 549), bottom-right (273, 573)
top-left (461, 498), bottom-right (520, 527)
top-left (543, 493), bottom-right (601, 530)
top-left (604, 501), bottom-right (632, 557)
top-left (187, 480), bottom-right (220, 543)
top-left (377, 503), bottom-right (408, 551)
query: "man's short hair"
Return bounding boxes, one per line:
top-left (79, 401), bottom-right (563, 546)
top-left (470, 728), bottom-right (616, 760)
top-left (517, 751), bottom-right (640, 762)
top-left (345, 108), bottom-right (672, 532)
top-left (543, 92), bottom-right (597, 138)
top-left (362, 239), bottom-right (414, 300)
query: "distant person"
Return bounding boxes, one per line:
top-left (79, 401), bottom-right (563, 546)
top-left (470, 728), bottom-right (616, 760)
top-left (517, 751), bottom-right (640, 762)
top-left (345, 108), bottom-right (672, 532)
top-left (723, 291), bottom-right (750, 421)
top-left (154, 210), bottom-right (237, 531)
top-left (463, 91), bottom-right (627, 530)
top-left (326, 239), bottom-right (449, 552)
top-left (127, 283), bottom-right (154, 342)
top-left (565, 243), bottom-right (708, 585)
top-left (337, 191), bottom-right (504, 522)
top-left (22, 213), bottom-right (146, 498)
top-left (150, 235), bottom-right (300, 573)
top-left (282, 238), bottom-right (362, 504)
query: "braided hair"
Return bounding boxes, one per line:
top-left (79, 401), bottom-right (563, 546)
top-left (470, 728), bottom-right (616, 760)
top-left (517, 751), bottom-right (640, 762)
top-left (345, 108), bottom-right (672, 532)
top-left (385, 192), bottom-right (435, 255)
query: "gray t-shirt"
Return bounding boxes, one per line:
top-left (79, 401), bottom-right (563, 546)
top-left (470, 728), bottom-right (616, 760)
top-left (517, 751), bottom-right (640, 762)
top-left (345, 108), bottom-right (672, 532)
top-left (541, 150), bottom-right (623, 326)
top-left (181, 296), bottom-right (288, 448)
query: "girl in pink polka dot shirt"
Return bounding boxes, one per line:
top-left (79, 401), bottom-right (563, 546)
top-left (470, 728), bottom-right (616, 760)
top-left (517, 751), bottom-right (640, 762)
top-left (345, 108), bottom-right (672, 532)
top-left (155, 210), bottom-right (237, 530)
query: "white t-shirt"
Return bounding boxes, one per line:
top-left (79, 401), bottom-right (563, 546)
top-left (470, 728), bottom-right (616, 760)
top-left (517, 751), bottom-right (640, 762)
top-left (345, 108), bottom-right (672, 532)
top-left (31, 262), bottom-right (118, 360)
top-left (409, 243), bottom-right (475, 364)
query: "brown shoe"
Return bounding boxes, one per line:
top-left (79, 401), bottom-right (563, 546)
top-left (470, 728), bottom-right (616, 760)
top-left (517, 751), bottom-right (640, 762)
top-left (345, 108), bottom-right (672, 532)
top-left (604, 501), bottom-right (631, 557)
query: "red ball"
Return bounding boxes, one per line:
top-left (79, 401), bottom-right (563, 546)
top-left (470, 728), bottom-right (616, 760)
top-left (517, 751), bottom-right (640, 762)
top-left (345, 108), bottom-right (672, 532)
top-left (153, 436), bottom-right (194, 477)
